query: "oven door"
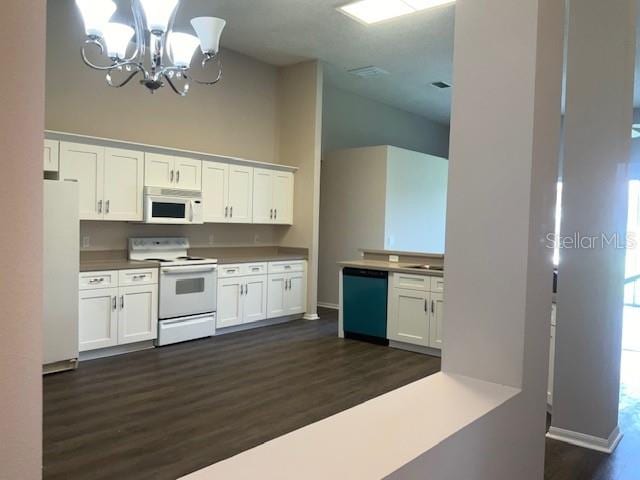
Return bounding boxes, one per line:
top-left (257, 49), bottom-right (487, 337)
top-left (145, 195), bottom-right (192, 224)
top-left (160, 265), bottom-right (217, 319)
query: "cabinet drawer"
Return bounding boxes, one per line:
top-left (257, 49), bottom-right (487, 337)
top-left (218, 264), bottom-right (244, 278)
top-left (430, 276), bottom-right (445, 293)
top-left (392, 273), bottom-right (430, 291)
top-left (118, 268), bottom-right (158, 286)
top-left (268, 261), bottom-right (306, 274)
top-left (240, 262), bottom-right (268, 276)
top-left (79, 271), bottom-right (118, 290)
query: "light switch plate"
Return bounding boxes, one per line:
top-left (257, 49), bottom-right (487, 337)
top-left (82, 236), bottom-right (90, 249)
top-left (389, 255), bottom-right (400, 263)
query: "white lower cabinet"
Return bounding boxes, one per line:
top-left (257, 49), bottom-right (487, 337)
top-left (387, 273), bottom-right (444, 350)
top-left (79, 287), bottom-right (119, 351)
top-left (118, 284), bottom-right (158, 345)
top-left (218, 260), bottom-right (308, 328)
top-left (79, 269), bottom-right (158, 352)
top-left (217, 272), bottom-right (268, 328)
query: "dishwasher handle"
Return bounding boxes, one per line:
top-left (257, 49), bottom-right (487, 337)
top-left (343, 268), bottom-right (388, 279)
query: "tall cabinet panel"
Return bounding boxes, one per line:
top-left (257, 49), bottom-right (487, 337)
top-left (59, 142), bottom-right (105, 220)
top-left (272, 172), bottom-right (294, 225)
top-left (202, 162), bottom-right (229, 223)
top-left (103, 148), bottom-right (144, 221)
top-left (227, 166), bottom-right (254, 223)
top-left (253, 168), bottom-right (274, 223)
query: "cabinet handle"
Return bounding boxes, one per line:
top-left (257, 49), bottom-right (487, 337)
top-left (424, 299), bottom-right (428, 312)
top-left (225, 206), bottom-right (228, 218)
top-left (120, 296), bottom-right (125, 309)
top-left (105, 200), bottom-right (110, 214)
top-left (246, 283), bottom-right (249, 295)
top-left (240, 284), bottom-right (244, 295)
top-left (170, 170), bottom-right (175, 183)
top-left (89, 278), bottom-right (104, 284)
top-left (176, 170), bottom-right (180, 183)
top-left (230, 206), bottom-right (233, 218)
top-left (112, 296), bottom-right (117, 311)
top-left (98, 200), bottom-right (103, 214)
top-left (270, 209), bottom-right (273, 219)
top-left (274, 209), bottom-right (278, 220)
top-left (432, 300), bottom-right (435, 314)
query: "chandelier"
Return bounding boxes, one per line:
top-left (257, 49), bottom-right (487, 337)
top-left (75, 0), bottom-right (227, 95)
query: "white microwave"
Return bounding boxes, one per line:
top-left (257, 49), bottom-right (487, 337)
top-left (144, 187), bottom-right (204, 224)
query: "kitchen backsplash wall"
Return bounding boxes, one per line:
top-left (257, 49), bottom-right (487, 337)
top-left (80, 222), bottom-right (286, 252)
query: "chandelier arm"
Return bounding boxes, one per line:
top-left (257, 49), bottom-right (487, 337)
top-left (129, 0), bottom-right (146, 62)
top-left (164, 72), bottom-right (190, 97)
top-left (192, 54), bottom-right (223, 86)
top-left (81, 39), bottom-right (118, 71)
top-left (106, 66), bottom-right (144, 88)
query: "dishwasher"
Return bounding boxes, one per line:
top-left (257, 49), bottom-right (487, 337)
top-left (343, 268), bottom-right (389, 345)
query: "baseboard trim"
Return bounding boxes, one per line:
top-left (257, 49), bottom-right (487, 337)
top-left (80, 341), bottom-right (155, 362)
top-left (546, 425), bottom-right (623, 454)
top-left (317, 302), bottom-right (339, 310)
top-left (303, 313), bottom-right (321, 321)
top-left (389, 340), bottom-right (442, 358)
top-left (216, 315), bottom-right (300, 335)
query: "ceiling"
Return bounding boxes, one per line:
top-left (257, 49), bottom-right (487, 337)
top-left (118, 1), bottom-right (640, 126)
top-left (170, 0), bottom-right (456, 125)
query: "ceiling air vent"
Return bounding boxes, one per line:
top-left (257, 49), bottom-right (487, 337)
top-left (431, 81), bottom-right (452, 89)
top-left (348, 66), bottom-right (390, 79)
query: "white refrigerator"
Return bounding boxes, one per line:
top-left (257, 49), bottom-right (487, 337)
top-left (43, 180), bottom-right (79, 373)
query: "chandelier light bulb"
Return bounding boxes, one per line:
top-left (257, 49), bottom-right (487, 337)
top-left (139, 0), bottom-right (180, 33)
top-left (103, 23), bottom-right (136, 59)
top-left (191, 17), bottom-right (226, 55)
top-left (75, 0), bottom-right (117, 38)
top-left (169, 32), bottom-right (200, 68)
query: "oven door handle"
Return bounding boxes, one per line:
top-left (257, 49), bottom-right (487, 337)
top-left (161, 266), bottom-right (217, 275)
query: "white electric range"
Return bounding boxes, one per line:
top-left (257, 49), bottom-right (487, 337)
top-left (129, 237), bottom-right (218, 346)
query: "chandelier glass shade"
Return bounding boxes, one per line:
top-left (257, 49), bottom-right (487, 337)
top-left (76, 0), bottom-right (227, 95)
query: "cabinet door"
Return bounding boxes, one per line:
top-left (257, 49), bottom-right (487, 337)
top-left (217, 277), bottom-right (243, 328)
top-left (44, 139), bottom-right (59, 172)
top-left (174, 157), bottom-right (202, 191)
top-left (253, 168), bottom-right (274, 224)
top-left (103, 148), bottom-right (144, 221)
top-left (285, 272), bottom-right (307, 315)
top-left (273, 171), bottom-right (294, 225)
top-left (388, 288), bottom-right (429, 347)
top-left (145, 153), bottom-right (174, 188)
top-left (243, 275), bottom-right (268, 323)
top-left (79, 287), bottom-right (118, 352)
top-left (267, 274), bottom-right (287, 319)
top-left (118, 284), bottom-right (158, 345)
top-left (228, 165), bottom-right (253, 223)
top-left (202, 161), bottom-right (229, 223)
top-left (60, 142), bottom-right (105, 220)
top-left (429, 292), bottom-right (444, 349)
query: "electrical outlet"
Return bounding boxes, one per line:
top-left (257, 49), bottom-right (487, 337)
top-left (254, 234), bottom-right (261, 244)
top-left (389, 255), bottom-right (400, 263)
top-left (208, 234), bottom-right (215, 245)
top-left (82, 236), bottom-right (90, 249)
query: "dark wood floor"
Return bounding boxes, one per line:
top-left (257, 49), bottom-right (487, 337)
top-left (544, 350), bottom-right (640, 480)
top-left (43, 308), bottom-right (440, 480)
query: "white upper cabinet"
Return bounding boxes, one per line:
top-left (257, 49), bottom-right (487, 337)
top-left (252, 168), bottom-right (294, 225)
top-left (44, 139), bottom-right (60, 172)
top-left (202, 161), bottom-right (229, 223)
top-left (60, 142), bottom-right (105, 220)
top-left (60, 143), bottom-right (144, 221)
top-left (145, 153), bottom-right (202, 191)
top-left (202, 163), bottom-right (253, 223)
top-left (227, 165), bottom-right (254, 223)
top-left (174, 157), bottom-right (202, 191)
top-left (103, 148), bottom-right (144, 221)
top-left (145, 153), bottom-right (174, 188)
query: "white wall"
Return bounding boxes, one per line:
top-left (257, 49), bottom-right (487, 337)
top-left (318, 147), bottom-right (388, 305)
top-left (384, 146), bottom-right (448, 253)
top-left (0, 0), bottom-right (44, 477)
top-left (322, 85), bottom-right (450, 158)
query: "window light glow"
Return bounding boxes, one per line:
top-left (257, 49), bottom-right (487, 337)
top-left (339, 0), bottom-right (455, 25)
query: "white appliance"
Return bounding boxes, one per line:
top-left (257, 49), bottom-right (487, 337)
top-left (144, 187), bottom-right (204, 224)
top-left (43, 180), bottom-right (79, 373)
top-left (129, 238), bottom-right (217, 346)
